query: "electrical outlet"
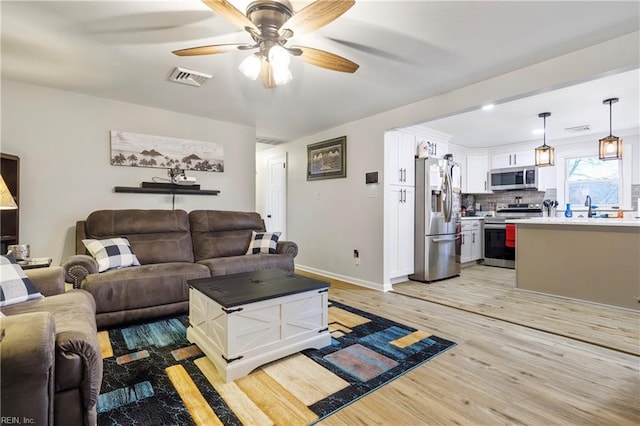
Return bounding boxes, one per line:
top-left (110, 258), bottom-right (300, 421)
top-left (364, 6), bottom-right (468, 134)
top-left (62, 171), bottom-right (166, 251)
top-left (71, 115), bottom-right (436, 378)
top-left (353, 249), bottom-right (360, 265)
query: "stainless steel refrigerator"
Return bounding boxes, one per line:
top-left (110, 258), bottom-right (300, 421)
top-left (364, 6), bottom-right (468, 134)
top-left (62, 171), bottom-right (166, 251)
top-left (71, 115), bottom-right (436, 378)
top-left (410, 157), bottom-right (461, 282)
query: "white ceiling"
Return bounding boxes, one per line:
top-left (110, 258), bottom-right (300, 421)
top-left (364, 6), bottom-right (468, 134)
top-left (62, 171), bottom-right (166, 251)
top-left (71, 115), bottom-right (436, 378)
top-left (408, 68), bottom-right (640, 148)
top-left (2, 1), bottom-right (639, 144)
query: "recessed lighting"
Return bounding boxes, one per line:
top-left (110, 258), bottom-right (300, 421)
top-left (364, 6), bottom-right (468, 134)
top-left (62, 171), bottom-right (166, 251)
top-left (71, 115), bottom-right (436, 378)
top-left (532, 128), bottom-right (545, 135)
top-left (481, 104), bottom-right (495, 111)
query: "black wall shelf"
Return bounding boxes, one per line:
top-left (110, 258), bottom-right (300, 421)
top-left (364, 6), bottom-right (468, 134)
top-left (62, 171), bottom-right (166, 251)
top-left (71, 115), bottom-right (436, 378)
top-left (114, 186), bottom-right (220, 196)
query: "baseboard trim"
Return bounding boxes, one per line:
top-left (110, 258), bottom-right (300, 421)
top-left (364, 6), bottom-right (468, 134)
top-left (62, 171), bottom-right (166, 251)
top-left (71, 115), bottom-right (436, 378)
top-left (295, 264), bottom-right (391, 292)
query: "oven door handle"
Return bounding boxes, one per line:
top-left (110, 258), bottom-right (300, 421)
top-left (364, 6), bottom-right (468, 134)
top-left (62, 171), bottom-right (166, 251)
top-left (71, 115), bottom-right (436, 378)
top-left (484, 224), bottom-right (506, 230)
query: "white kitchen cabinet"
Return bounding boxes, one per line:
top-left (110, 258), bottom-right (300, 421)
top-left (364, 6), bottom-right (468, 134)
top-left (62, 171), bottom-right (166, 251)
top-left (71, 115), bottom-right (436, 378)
top-left (460, 219), bottom-right (482, 264)
top-left (387, 186), bottom-right (415, 278)
top-left (385, 131), bottom-right (416, 186)
top-left (536, 165), bottom-right (556, 192)
top-left (491, 149), bottom-right (535, 168)
top-left (466, 154), bottom-right (490, 193)
top-left (447, 145), bottom-right (467, 193)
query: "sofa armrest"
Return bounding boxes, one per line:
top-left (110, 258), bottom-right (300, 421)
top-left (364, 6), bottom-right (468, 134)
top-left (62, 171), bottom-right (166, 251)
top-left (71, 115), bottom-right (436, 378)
top-left (276, 240), bottom-right (298, 258)
top-left (61, 255), bottom-right (98, 289)
top-left (1, 312), bottom-right (56, 425)
top-left (25, 266), bottom-right (66, 296)
top-left (56, 328), bottom-right (103, 411)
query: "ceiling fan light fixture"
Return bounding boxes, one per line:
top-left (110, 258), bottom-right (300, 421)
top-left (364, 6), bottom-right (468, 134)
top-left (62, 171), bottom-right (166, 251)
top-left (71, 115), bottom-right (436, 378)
top-left (268, 45), bottom-right (290, 68)
top-left (272, 66), bottom-right (293, 86)
top-left (599, 98), bottom-right (622, 161)
top-left (239, 54), bottom-right (262, 80)
top-left (535, 112), bottom-right (555, 167)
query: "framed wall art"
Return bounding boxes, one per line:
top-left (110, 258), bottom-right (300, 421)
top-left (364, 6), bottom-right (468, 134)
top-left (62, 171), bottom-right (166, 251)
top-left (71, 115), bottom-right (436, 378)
top-left (110, 130), bottom-right (224, 172)
top-left (307, 136), bottom-right (347, 181)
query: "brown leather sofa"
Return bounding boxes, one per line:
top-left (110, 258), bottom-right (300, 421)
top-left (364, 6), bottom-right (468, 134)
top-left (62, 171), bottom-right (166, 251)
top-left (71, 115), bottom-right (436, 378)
top-left (62, 209), bottom-right (298, 329)
top-left (0, 266), bottom-right (102, 426)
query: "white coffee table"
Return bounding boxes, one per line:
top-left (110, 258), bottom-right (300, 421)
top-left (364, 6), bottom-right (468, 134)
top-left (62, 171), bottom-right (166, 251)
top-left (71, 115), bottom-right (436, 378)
top-left (187, 269), bottom-right (331, 382)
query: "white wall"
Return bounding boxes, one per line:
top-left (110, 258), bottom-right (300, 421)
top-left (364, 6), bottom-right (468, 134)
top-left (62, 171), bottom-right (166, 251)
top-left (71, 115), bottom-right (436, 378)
top-left (269, 32), bottom-right (639, 290)
top-left (1, 80), bottom-right (256, 264)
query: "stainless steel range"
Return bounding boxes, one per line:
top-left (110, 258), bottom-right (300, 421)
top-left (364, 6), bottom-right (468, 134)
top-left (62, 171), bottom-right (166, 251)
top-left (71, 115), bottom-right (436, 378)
top-left (483, 203), bottom-right (542, 268)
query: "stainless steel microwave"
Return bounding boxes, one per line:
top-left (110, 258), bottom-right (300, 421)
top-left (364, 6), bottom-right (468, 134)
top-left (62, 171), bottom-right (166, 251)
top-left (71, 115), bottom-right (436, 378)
top-left (488, 166), bottom-right (538, 191)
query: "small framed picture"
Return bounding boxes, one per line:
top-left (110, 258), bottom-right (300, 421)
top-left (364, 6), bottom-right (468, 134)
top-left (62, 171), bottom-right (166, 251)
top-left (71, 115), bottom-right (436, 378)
top-left (307, 136), bottom-right (347, 181)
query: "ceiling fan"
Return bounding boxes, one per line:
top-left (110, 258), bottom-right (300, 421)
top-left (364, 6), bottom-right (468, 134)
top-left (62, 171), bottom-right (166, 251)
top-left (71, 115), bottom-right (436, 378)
top-left (172, 0), bottom-right (359, 88)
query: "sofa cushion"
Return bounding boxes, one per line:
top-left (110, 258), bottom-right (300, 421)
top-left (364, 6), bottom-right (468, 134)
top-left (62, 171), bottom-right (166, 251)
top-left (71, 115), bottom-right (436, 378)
top-left (82, 238), bottom-right (140, 272)
top-left (246, 231), bottom-right (281, 255)
top-left (0, 254), bottom-right (44, 307)
top-left (84, 210), bottom-right (194, 264)
top-left (198, 254), bottom-right (294, 277)
top-left (190, 210), bottom-right (266, 260)
top-left (81, 263), bottom-right (210, 315)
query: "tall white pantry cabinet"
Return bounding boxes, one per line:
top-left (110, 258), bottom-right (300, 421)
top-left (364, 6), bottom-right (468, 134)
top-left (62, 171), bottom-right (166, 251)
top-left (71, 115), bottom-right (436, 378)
top-left (384, 131), bottom-right (415, 284)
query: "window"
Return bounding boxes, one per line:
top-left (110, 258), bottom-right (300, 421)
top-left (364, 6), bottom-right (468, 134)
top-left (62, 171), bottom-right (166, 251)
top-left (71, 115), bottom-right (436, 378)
top-left (565, 156), bottom-right (620, 207)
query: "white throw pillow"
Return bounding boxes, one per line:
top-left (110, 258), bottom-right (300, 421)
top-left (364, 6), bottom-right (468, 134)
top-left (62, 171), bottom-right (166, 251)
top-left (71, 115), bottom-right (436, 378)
top-left (83, 238), bottom-right (141, 272)
top-left (245, 231), bottom-right (281, 255)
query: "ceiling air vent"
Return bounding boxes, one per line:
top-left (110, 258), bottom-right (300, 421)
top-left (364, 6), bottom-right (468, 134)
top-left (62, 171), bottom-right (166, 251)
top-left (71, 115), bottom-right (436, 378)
top-left (256, 136), bottom-right (286, 145)
top-left (564, 125), bottom-right (591, 133)
top-left (169, 67), bottom-right (212, 87)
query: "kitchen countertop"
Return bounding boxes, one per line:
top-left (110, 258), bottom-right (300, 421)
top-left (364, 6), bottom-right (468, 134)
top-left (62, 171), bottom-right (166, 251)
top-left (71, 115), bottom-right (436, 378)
top-left (507, 217), bottom-right (640, 228)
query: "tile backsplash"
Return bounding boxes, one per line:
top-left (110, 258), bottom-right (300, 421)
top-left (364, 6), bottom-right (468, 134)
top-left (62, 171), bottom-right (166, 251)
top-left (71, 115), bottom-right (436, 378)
top-left (466, 190), bottom-right (546, 211)
top-left (465, 184), bottom-right (640, 214)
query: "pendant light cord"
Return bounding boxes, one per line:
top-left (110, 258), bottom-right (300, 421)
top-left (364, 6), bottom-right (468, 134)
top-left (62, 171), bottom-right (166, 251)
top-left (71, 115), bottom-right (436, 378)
top-left (609, 100), bottom-right (613, 136)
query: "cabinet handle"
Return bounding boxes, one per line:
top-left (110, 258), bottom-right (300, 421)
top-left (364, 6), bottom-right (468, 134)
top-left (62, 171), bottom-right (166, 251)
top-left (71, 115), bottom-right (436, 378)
top-left (472, 233), bottom-right (475, 244)
top-left (484, 181), bottom-right (486, 191)
top-left (403, 189), bottom-right (406, 203)
top-left (399, 168), bottom-right (403, 182)
top-left (402, 168), bottom-right (407, 182)
top-left (514, 154), bottom-right (517, 165)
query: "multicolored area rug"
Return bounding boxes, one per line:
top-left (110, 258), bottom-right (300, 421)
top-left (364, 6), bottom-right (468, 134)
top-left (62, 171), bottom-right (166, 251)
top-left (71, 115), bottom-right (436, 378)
top-left (97, 301), bottom-right (456, 425)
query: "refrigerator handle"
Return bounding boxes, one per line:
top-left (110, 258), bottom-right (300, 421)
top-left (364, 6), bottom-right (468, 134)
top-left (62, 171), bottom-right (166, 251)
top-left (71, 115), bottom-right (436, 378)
top-left (442, 170), bottom-right (453, 222)
top-left (433, 236), bottom-right (459, 243)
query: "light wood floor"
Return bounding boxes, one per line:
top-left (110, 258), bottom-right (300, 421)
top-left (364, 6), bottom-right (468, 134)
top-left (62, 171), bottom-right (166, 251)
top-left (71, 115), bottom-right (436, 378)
top-left (393, 265), bottom-right (639, 356)
top-left (297, 266), bottom-right (640, 425)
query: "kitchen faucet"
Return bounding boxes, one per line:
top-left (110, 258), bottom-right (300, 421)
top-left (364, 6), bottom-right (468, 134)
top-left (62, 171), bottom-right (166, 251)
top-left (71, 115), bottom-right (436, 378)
top-left (584, 195), bottom-right (594, 218)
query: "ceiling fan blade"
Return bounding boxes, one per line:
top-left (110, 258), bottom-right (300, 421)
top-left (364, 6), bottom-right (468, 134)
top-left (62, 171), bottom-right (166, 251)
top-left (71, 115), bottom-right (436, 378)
top-left (279, 0), bottom-right (355, 37)
top-left (202, 0), bottom-right (258, 32)
top-left (172, 43), bottom-right (250, 56)
top-left (261, 57), bottom-right (277, 89)
top-left (293, 46), bottom-right (359, 73)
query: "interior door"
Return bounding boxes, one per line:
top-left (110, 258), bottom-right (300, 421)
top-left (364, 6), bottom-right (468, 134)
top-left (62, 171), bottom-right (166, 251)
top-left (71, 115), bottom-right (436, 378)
top-left (266, 153), bottom-right (287, 239)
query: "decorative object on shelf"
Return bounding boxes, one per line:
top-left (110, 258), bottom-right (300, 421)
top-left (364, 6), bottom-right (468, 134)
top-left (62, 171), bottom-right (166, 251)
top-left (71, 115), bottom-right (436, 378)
top-left (110, 131), bottom-right (224, 172)
top-left (7, 244), bottom-right (29, 261)
top-left (599, 98), bottom-right (622, 161)
top-left (564, 203), bottom-right (573, 218)
top-left (307, 136), bottom-right (347, 181)
top-left (0, 176), bottom-right (17, 210)
top-left (417, 139), bottom-right (437, 158)
top-left (535, 112), bottom-right (555, 167)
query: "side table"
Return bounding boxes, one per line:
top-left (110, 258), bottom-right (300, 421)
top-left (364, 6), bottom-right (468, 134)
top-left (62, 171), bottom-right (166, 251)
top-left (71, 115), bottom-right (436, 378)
top-left (18, 257), bottom-right (53, 270)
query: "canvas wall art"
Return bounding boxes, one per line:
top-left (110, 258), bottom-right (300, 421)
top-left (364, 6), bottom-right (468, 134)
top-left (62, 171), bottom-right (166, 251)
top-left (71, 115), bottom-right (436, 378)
top-left (110, 131), bottom-right (224, 172)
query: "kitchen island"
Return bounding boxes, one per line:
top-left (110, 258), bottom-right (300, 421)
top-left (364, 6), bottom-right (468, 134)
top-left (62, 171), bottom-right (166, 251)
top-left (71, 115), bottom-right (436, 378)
top-left (508, 218), bottom-right (640, 311)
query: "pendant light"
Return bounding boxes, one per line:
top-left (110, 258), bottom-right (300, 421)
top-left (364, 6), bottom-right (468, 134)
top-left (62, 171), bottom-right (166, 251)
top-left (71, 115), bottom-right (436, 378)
top-left (535, 112), bottom-right (555, 167)
top-left (599, 97), bottom-right (622, 160)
